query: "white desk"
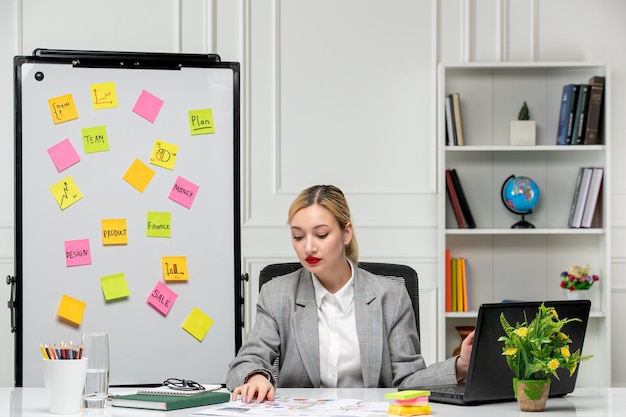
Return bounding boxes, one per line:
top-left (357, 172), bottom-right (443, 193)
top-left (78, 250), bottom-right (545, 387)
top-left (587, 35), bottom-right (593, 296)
top-left (1, 387), bottom-right (624, 416)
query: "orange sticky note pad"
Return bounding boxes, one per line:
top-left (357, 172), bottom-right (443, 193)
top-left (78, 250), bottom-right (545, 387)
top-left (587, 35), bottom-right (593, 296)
top-left (181, 308), bottom-right (214, 342)
top-left (123, 159), bottom-right (155, 192)
top-left (57, 294), bottom-right (87, 325)
top-left (388, 404), bottom-right (431, 416)
top-left (48, 93), bottom-right (79, 124)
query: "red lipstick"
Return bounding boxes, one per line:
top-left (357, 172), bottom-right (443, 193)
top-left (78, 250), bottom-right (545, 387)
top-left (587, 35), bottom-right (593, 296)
top-left (306, 256), bottom-right (320, 265)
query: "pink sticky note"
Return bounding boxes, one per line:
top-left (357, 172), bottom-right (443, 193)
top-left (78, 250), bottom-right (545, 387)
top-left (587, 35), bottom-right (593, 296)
top-left (64, 239), bottom-right (91, 267)
top-left (47, 138), bottom-right (81, 172)
top-left (147, 281), bottom-right (177, 316)
top-left (132, 90), bottom-right (164, 123)
top-left (168, 176), bottom-right (199, 209)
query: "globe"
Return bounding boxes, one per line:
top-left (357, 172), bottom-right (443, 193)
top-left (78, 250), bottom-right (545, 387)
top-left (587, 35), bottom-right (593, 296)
top-left (501, 175), bottom-right (540, 228)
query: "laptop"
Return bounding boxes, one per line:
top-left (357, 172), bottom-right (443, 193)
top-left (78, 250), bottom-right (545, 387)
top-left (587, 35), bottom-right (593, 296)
top-left (423, 300), bottom-right (591, 406)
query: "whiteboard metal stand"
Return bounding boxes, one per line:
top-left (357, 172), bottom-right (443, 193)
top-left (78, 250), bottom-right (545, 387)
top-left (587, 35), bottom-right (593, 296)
top-left (12, 49), bottom-right (243, 387)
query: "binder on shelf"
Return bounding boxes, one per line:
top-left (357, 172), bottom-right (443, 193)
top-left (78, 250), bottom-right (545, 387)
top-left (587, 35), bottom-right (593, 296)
top-left (556, 84), bottom-right (579, 145)
top-left (581, 168), bottom-right (604, 228)
top-left (572, 84), bottom-right (590, 145)
top-left (569, 167), bottom-right (593, 228)
top-left (449, 169), bottom-right (476, 228)
top-left (445, 170), bottom-right (466, 228)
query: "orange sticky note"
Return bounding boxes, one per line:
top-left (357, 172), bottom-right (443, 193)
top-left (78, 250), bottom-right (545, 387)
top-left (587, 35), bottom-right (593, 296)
top-left (149, 140), bottom-right (178, 170)
top-left (91, 82), bottom-right (118, 109)
top-left (102, 218), bottom-right (128, 245)
top-left (123, 159), bottom-right (155, 192)
top-left (100, 273), bottom-right (130, 301)
top-left (162, 256), bottom-right (188, 281)
top-left (48, 93), bottom-right (79, 124)
top-left (182, 308), bottom-right (214, 342)
top-left (57, 294), bottom-right (86, 325)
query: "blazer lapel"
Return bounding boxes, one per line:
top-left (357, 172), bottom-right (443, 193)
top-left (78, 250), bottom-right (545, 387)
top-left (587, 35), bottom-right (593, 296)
top-left (354, 271), bottom-right (383, 388)
top-left (292, 272), bottom-right (321, 387)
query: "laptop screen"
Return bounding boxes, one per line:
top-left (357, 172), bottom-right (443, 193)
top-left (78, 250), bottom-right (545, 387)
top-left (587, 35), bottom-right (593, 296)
top-left (463, 300), bottom-right (591, 403)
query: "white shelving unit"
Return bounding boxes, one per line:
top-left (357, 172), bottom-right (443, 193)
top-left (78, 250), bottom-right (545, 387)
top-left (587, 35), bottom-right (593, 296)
top-left (437, 62), bottom-right (611, 387)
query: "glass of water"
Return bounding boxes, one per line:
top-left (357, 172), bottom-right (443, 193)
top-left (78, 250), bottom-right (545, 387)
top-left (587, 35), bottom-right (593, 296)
top-left (82, 332), bottom-right (109, 409)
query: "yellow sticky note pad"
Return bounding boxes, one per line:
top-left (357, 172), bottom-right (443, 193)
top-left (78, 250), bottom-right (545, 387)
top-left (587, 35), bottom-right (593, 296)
top-left (149, 140), bottom-right (178, 170)
top-left (50, 176), bottom-right (83, 210)
top-left (188, 108), bottom-right (215, 135)
top-left (162, 256), bottom-right (188, 281)
top-left (100, 273), bottom-right (130, 301)
top-left (123, 159), bottom-right (155, 192)
top-left (102, 218), bottom-right (128, 245)
top-left (182, 307), bottom-right (213, 342)
top-left (388, 404), bottom-right (431, 416)
top-left (57, 294), bottom-right (86, 325)
top-left (48, 93), bottom-right (79, 124)
top-left (91, 82), bottom-right (118, 109)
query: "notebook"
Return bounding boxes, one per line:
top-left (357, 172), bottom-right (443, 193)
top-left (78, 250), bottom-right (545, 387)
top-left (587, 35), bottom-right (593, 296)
top-left (420, 300), bottom-right (591, 406)
top-left (136, 384), bottom-right (222, 396)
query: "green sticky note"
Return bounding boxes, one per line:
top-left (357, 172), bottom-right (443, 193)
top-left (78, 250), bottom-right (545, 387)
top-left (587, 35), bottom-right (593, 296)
top-left (385, 390), bottom-right (431, 400)
top-left (146, 212), bottom-right (171, 238)
top-left (100, 273), bottom-right (130, 301)
top-left (188, 108), bottom-right (215, 135)
top-left (82, 125), bottom-right (110, 153)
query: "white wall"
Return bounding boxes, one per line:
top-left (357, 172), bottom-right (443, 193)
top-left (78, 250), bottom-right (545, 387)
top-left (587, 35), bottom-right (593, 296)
top-left (1, 0), bottom-right (625, 387)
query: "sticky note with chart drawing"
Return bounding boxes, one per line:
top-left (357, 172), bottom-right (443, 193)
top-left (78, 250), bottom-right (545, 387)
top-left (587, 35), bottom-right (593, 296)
top-left (57, 294), bottom-right (86, 325)
top-left (149, 139), bottom-right (178, 170)
top-left (182, 307), bottom-right (214, 342)
top-left (49, 176), bottom-right (83, 210)
top-left (132, 89), bottom-right (164, 123)
top-left (90, 81), bottom-right (118, 109)
top-left (162, 256), bottom-right (188, 281)
top-left (47, 138), bottom-right (80, 172)
top-left (48, 93), bottom-right (79, 124)
top-left (122, 159), bottom-right (155, 192)
top-left (100, 273), bottom-right (130, 301)
top-left (188, 108), bottom-right (215, 135)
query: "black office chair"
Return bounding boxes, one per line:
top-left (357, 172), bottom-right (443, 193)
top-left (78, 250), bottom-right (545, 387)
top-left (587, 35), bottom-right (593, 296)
top-left (258, 261), bottom-right (420, 336)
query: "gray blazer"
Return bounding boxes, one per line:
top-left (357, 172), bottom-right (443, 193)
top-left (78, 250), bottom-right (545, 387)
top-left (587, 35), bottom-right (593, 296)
top-left (226, 267), bottom-right (459, 390)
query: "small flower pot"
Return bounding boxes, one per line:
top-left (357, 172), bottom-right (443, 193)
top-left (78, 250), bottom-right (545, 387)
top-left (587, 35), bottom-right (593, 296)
top-left (566, 289), bottom-right (590, 300)
top-left (510, 120), bottom-right (536, 146)
top-left (514, 378), bottom-right (550, 412)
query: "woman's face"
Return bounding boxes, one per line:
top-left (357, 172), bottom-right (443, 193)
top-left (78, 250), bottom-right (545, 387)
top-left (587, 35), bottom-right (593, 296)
top-left (290, 204), bottom-right (352, 279)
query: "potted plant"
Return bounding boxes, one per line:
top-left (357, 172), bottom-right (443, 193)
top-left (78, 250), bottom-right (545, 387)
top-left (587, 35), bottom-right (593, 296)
top-left (498, 303), bottom-right (592, 412)
top-left (510, 101), bottom-right (536, 145)
top-left (560, 264), bottom-right (600, 300)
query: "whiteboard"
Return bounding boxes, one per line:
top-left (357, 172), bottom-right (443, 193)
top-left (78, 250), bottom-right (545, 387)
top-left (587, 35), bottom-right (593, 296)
top-left (14, 50), bottom-right (241, 387)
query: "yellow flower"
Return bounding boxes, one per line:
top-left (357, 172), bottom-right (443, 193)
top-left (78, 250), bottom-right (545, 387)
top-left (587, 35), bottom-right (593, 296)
top-left (561, 347), bottom-right (571, 358)
top-left (551, 309), bottom-right (559, 320)
top-left (559, 332), bottom-right (568, 341)
top-left (514, 327), bottom-right (528, 337)
top-left (548, 359), bottom-right (559, 371)
top-left (503, 348), bottom-right (517, 356)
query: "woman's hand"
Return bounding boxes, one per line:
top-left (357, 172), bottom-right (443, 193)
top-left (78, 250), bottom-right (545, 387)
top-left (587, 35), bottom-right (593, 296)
top-left (455, 330), bottom-right (475, 382)
top-left (231, 373), bottom-right (275, 403)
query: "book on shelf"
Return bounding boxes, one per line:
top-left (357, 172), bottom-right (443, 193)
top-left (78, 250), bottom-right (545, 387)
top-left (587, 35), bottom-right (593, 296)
top-left (445, 249), bottom-right (452, 312)
top-left (450, 257), bottom-right (457, 311)
top-left (448, 256), bottom-right (469, 312)
top-left (455, 258), bottom-right (464, 312)
top-left (451, 93), bottom-right (465, 146)
top-left (445, 95), bottom-right (457, 146)
top-left (583, 76), bottom-right (606, 145)
top-left (445, 169), bottom-right (466, 228)
top-left (449, 168), bottom-right (476, 228)
top-left (567, 167), bottom-right (585, 227)
top-left (111, 389), bottom-right (230, 411)
top-left (581, 167), bottom-right (604, 228)
top-left (569, 167), bottom-right (593, 228)
top-left (572, 84), bottom-right (590, 145)
top-left (556, 84), bottom-right (579, 145)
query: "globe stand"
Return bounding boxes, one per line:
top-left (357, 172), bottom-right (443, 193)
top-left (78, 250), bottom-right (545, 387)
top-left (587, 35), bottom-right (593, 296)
top-left (512, 212), bottom-right (535, 229)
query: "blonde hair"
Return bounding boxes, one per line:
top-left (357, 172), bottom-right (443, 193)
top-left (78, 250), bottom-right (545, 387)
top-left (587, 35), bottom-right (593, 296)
top-left (288, 185), bottom-right (359, 265)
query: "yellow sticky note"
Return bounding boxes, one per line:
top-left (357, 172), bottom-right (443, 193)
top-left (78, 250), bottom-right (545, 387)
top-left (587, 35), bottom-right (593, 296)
top-left (149, 140), bottom-right (178, 170)
top-left (82, 125), bottom-right (110, 153)
top-left (91, 82), bottom-right (118, 109)
top-left (188, 108), bottom-right (215, 135)
top-left (385, 390), bottom-right (431, 400)
top-left (100, 273), bottom-right (130, 301)
top-left (123, 159), bottom-right (155, 192)
top-left (147, 212), bottom-right (171, 238)
top-left (57, 294), bottom-right (86, 325)
top-left (182, 308), bottom-right (214, 342)
top-left (102, 218), bottom-right (128, 245)
top-left (50, 176), bottom-right (83, 210)
top-left (162, 256), bottom-right (188, 281)
top-left (388, 404), bottom-right (431, 416)
top-left (48, 93), bottom-right (79, 124)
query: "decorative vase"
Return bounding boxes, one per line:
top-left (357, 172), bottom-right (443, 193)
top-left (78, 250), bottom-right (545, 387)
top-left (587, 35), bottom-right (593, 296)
top-left (513, 378), bottom-right (550, 412)
top-left (452, 325), bottom-right (475, 356)
top-left (566, 289), bottom-right (590, 300)
top-left (510, 120), bottom-right (536, 145)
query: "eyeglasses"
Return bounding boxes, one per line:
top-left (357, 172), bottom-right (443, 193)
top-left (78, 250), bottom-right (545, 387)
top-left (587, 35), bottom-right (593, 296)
top-left (162, 378), bottom-right (205, 391)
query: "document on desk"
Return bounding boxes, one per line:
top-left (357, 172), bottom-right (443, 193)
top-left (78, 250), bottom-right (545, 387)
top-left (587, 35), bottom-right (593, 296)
top-left (191, 396), bottom-right (388, 416)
